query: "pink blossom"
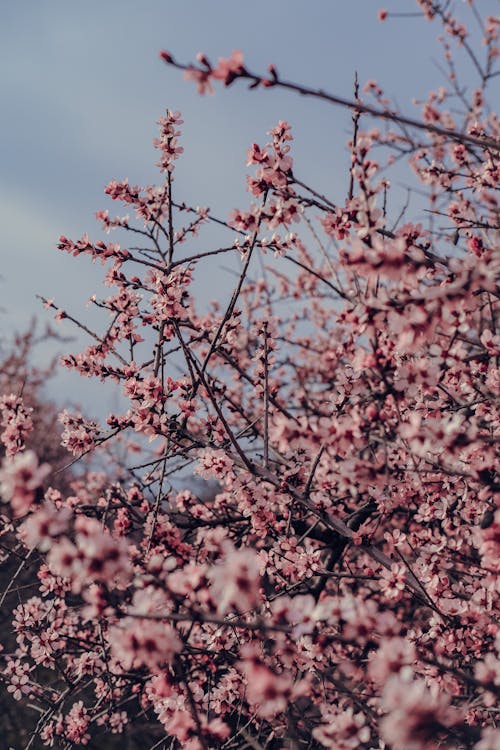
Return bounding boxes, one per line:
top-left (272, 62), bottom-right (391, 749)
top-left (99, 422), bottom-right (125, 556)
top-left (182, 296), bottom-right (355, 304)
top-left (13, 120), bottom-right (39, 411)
top-left (184, 66), bottom-right (214, 95)
top-left (209, 543), bottom-right (261, 614)
top-left (380, 563), bottom-right (407, 601)
top-left (59, 410), bottom-right (100, 456)
top-left (5, 660), bottom-right (31, 701)
top-left (154, 109), bottom-right (184, 172)
top-left (0, 394), bottom-right (34, 456)
top-left (368, 637), bottom-right (416, 683)
top-left (239, 656), bottom-right (292, 719)
top-left (474, 727), bottom-right (500, 750)
top-left (0, 450), bottom-right (50, 517)
top-left (2, 18), bottom-right (499, 748)
top-left (381, 676), bottom-right (461, 750)
top-left (19, 503), bottom-right (72, 551)
top-left (313, 708), bottom-right (371, 749)
top-left (65, 701), bottom-right (90, 745)
top-left (109, 617), bottom-right (182, 671)
top-left (212, 50), bottom-right (245, 85)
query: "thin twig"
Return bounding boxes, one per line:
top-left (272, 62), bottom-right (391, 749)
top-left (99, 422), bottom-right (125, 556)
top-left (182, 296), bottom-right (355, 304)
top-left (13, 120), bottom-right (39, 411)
top-left (348, 70), bottom-right (360, 201)
top-left (262, 321), bottom-right (269, 469)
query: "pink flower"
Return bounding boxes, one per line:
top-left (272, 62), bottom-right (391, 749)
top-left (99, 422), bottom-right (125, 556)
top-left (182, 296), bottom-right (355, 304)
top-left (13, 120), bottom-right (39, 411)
top-left (46, 517), bottom-right (131, 593)
top-left (380, 563), bottom-right (407, 601)
top-left (474, 652), bottom-right (500, 687)
top-left (313, 708), bottom-right (371, 748)
top-left (368, 637), bottom-right (416, 683)
top-left (0, 450), bottom-right (50, 517)
top-left (239, 657), bottom-right (291, 719)
top-left (209, 543), bottom-right (261, 614)
top-left (0, 394), bottom-right (34, 456)
top-left (184, 66), bottom-right (214, 95)
top-left (19, 503), bottom-right (72, 551)
top-left (166, 709), bottom-right (195, 743)
top-left (47, 537), bottom-right (81, 581)
top-left (59, 410), bottom-right (100, 456)
top-left (475, 509), bottom-right (500, 572)
top-left (212, 50), bottom-right (245, 85)
top-left (109, 617), bottom-right (182, 672)
top-left (73, 516), bottom-right (132, 591)
top-left (195, 447), bottom-right (234, 482)
top-left (65, 701), bottom-right (90, 745)
top-left (381, 676), bottom-right (461, 750)
top-left (6, 660), bottom-right (31, 701)
top-left (481, 328), bottom-right (500, 355)
top-left (475, 727), bottom-right (500, 750)
top-left (154, 109), bottom-right (184, 173)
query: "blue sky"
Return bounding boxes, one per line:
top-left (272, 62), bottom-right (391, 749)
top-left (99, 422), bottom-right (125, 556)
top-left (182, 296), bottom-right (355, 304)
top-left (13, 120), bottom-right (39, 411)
top-left (1, 0), bottom-right (496, 415)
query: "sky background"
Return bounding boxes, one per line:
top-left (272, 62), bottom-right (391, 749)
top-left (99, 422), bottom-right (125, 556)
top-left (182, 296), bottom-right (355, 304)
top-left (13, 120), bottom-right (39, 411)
top-left (1, 0), bottom-right (497, 417)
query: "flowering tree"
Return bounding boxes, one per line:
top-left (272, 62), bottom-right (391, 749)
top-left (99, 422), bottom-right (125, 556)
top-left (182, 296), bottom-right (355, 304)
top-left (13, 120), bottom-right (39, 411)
top-left (1, 2), bottom-right (499, 749)
top-left (0, 325), bottom-right (77, 744)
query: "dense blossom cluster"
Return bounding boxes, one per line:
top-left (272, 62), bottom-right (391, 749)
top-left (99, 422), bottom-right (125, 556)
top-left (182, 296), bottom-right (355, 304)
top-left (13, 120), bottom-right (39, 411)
top-left (0, 3), bottom-right (499, 749)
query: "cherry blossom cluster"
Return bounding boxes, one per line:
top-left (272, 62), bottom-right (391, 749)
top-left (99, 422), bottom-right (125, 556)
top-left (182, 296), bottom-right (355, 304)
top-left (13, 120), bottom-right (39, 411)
top-left (0, 393), bottom-right (33, 457)
top-left (1, 2), bottom-right (499, 749)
